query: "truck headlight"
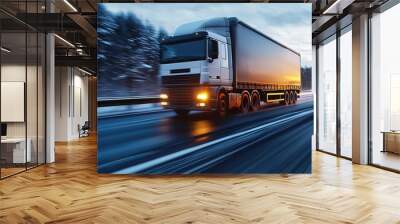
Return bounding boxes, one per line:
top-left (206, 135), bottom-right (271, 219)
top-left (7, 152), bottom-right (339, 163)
top-left (196, 92), bottom-right (208, 101)
top-left (160, 93), bottom-right (168, 99)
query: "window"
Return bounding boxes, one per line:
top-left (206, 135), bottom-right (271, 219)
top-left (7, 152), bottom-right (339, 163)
top-left (317, 26), bottom-right (353, 159)
top-left (317, 36), bottom-right (337, 154)
top-left (370, 4), bottom-right (400, 171)
top-left (339, 27), bottom-right (352, 158)
top-left (220, 43), bottom-right (226, 60)
top-left (160, 39), bottom-right (206, 64)
top-left (0, 1), bottom-right (46, 179)
top-left (208, 39), bottom-right (218, 59)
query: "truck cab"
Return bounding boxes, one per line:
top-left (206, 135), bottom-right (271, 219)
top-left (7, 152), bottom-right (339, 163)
top-left (159, 31), bottom-right (231, 115)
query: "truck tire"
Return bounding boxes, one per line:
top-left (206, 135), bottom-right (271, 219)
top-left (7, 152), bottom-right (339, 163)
top-left (217, 92), bottom-right (228, 117)
top-left (293, 91), bottom-right (298, 104)
top-left (290, 91), bottom-right (295, 104)
top-left (174, 109), bottom-right (189, 116)
top-left (241, 91), bottom-right (251, 113)
top-left (251, 90), bottom-right (260, 111)
top-left (284, 91), bottom-right (290, 105)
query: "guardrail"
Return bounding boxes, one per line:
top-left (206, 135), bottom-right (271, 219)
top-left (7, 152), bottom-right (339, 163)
top-left (98, 96), bottom-right (160, 107)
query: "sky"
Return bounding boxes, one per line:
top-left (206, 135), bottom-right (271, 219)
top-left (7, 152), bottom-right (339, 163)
top-left (102, 3), bottom-right (312, 67)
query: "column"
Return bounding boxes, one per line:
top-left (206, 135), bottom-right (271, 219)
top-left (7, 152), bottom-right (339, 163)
top-left (46, 0), bottom-right (55, 163)
top-left (352, 14), bottom-right (369, 164)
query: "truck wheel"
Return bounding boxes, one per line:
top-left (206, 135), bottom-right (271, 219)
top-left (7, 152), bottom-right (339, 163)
top-left (293, 91), bottom-right (298, 104)
top-left (290, 91), bottom-right (295, 104)
top-left (284, 91), bottom-right (290, 105)
top-left (251, 91), bottom-right (260, 111)
top-left (241, 91), bottom-right (250, 113)
top-left (217, 92), bottom-right (228, 116)
top-left (174, 110), bottom-right (189, 117)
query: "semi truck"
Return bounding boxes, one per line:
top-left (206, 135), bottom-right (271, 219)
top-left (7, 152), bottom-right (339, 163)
top-left (159, 17), bottom-right (301, 116)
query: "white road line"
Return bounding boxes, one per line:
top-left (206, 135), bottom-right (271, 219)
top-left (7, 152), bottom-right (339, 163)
top-left (114, 109), bottom-right (313, 174)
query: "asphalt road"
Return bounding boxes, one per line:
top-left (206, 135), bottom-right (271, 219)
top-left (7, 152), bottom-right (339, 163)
top-left (97, 93), bottom-right (314, 174)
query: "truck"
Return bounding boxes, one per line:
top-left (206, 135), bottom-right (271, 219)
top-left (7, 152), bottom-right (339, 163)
top-left (159, 17), bottom-right (301, 116)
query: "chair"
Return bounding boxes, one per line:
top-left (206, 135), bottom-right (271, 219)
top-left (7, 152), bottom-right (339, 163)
top-left (78, 121), bottom-right (90, 138)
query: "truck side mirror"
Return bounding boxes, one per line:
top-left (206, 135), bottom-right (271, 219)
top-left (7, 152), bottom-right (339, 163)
top-left (208, 39), bottom-right (219, 60)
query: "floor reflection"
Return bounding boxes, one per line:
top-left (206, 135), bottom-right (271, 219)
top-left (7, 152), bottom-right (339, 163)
top-left (373, 151), bottom-right (400, 171)
top-left (159, 112), bottom-right (220, 142)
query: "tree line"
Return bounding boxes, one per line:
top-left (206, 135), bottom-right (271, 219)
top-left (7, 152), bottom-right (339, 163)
top-left (98, 5), bottom-right (167, 97)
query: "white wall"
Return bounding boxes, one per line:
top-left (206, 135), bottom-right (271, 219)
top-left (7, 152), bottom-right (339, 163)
top-left (55, 67), bottom-right (70, 141)
top-left (1, 64), bottom-right (26, 81)
top-left (1, 64), bottom-right (26, 139)
top-left (72, 73), bottom-right (89, 138)
top-left (1, 64), bottom-right (42, 138)
top-left (55, 67), bottom-right (89, 141)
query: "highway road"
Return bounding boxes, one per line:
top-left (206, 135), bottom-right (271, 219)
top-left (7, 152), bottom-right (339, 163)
top-left (97, 93), bottom-right (314, 174)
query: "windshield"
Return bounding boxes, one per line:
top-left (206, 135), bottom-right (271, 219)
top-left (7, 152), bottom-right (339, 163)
top-left (160, 39), bottom-right (206, 64)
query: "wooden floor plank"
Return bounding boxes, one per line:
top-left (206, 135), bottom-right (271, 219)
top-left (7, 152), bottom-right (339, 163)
top-left (1, 135), bottom-right (400, 223)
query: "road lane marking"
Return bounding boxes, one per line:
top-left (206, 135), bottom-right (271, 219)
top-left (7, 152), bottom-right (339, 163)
top-left (113, 109), bottom-right (313, 174)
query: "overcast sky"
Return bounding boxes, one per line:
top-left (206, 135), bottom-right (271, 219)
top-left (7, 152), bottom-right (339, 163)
top-left (103, 3), bottom-right (311, 67)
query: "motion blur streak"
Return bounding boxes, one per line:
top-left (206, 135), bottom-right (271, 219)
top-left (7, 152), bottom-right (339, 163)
top-left (98, 93), bottom-right (313, 174)
top-left (115, 110), bottom-right (312, 174)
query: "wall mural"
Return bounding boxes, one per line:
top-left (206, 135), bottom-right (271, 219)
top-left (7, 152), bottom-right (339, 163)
top-left (97, 3), bottom-right (313, 174)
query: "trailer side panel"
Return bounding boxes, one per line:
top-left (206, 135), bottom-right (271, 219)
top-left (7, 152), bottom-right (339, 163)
top-left (234, 22), bottom-right (301, 90)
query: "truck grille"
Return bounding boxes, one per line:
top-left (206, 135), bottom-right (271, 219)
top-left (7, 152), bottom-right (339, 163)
top-left (167, 88), bottom-right (194, 106)
top-left (161, 74), bottom-right (200, 86)
top-left (170, 68), bottom-right (190, 74)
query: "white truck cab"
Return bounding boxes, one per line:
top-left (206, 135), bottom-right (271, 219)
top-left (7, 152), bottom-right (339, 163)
top-left (160, 31), bottom-right (230, 86)
top-left (159, 30), bottom-right (232, 115)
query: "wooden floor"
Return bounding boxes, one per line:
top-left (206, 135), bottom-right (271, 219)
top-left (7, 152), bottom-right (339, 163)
top-left (1, 135), bottom-right (400, 224)
top-left (1, 167), bottom-right (26, 178)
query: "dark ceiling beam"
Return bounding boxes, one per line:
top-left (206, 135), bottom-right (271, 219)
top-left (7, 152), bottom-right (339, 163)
top-left (373, 0), bottom-right (399, 12)
top-left (52, 0), bottom-right (96, 47)
top-left (3, 12), bottom-right (96, 48)
top-left (55, 47), bottom-right (96, 57)
top-left (67, 13), bottom-right (97, 46)
top-left (0, 18), bottom-right (27, 31)
top-left (0, 8), bottom-right (37, 31)
top-left (7, 13), bottom-right (83, 32)
top-left (323, 0), bottom-right (356, 14)
top-left (312, 15), bottom-right (335, 33)
top-left (55, 55), bottom-right (96, 71)
top-left (312, 14), bottom-right (352, 44)
top-left (86, 0), bottom-right (97, 11)
top-left (311, 0), bottom-right (389, 44)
